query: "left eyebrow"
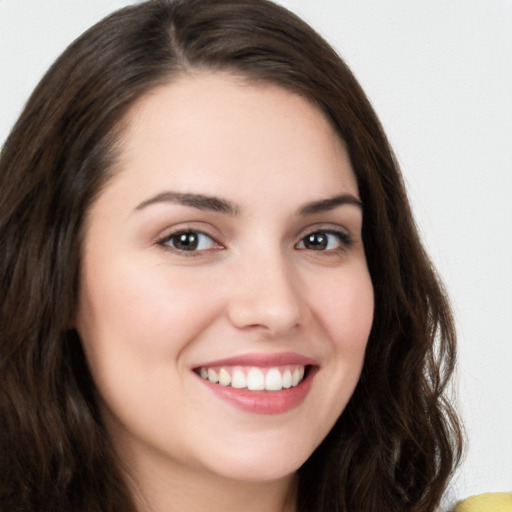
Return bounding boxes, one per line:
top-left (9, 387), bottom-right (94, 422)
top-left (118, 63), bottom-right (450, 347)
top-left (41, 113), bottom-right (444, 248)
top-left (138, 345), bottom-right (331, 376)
top-left (298, 194), bottom-right (363, 215)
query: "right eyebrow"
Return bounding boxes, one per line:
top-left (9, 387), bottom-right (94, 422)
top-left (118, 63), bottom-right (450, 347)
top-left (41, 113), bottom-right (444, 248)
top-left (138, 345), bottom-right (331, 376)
top-left (134, 191), bottom-right (240, 216)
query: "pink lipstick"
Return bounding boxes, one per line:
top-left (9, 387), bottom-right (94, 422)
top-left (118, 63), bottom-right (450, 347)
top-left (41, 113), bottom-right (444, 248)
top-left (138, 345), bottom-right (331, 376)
top-left (192, 352), bottom-right (318, 415)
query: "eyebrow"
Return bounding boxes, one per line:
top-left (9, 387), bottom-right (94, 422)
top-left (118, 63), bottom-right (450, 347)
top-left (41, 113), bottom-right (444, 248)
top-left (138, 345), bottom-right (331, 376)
top-left (134, 191), bottom-right (362, 216)
top-left (299, 194), bottom-right (363, 215)
top-left (135, 191), bottom-right (240, 215)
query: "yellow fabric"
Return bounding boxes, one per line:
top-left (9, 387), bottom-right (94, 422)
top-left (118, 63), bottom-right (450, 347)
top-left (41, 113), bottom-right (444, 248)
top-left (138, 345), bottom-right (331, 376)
top-left (455, 493), bottom-right (512, 512)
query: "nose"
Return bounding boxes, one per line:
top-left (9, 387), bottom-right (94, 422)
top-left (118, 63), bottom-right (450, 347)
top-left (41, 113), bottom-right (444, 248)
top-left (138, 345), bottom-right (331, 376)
top-left (226, 250), bottom-right (306, 335)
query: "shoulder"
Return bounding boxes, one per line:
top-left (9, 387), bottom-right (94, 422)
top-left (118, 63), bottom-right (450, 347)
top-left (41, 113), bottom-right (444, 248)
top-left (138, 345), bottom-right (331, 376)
top-left (452, 492), bottom-right (512, 512)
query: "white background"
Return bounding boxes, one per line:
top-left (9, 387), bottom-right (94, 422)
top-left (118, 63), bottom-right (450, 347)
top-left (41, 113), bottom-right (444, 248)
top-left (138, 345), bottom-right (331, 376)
top-left (1, 0), bottom-right (511, 506)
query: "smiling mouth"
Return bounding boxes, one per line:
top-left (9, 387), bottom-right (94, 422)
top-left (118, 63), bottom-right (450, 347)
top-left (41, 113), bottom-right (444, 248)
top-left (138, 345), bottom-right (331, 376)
top-left (194, 365), bottom-right (309, 392)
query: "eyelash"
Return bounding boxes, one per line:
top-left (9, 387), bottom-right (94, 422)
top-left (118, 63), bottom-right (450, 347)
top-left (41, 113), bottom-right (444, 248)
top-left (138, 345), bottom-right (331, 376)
top-left (157, 228), bottom-right (353, 255)
top-left (295, 229), bottom-right (353, 253)
top-left (157, 230), bottom-right (223, 254)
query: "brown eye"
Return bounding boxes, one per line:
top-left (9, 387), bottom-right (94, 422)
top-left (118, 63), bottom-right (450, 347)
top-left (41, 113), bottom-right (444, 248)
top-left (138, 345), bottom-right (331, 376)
top-left (296, 230), bottom-right (352, 251)
top-left (302, 232), bottom-right (329, 250)
top-left (161, 231), bottom-right (218, 251)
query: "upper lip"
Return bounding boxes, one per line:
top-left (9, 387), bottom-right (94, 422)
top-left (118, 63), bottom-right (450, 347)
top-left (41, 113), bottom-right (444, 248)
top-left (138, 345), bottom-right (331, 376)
top-left (192, 351), bottom-right (318, 369)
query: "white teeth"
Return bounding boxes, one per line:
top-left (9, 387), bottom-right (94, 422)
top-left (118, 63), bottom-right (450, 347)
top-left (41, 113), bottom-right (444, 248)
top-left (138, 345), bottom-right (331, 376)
top-left (218, 368), bottom-right (231, 386)
top-left (207, 368), bottom-right (219, 383)
top-left (247, 368), bottom-right (265, 390)
top-left (231, 369), bottom-right (247, 389)
top-left (198, 365), bottom-right (308, 391)
top-left (282, 369), bottom-right (292, 389)
top-left (265, 368), bottom-right (282, 391)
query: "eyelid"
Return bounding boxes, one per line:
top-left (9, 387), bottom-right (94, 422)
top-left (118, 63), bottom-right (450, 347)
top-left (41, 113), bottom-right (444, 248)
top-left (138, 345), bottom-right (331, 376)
top-left (156, 226), bottom-right (225, 254)
top-left (294, 225), bottom-right (354, 251)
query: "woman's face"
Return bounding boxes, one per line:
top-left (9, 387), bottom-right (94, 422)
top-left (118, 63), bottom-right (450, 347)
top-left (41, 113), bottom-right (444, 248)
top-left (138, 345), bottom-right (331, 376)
top-left (76, 73), bottom-right (374, 486)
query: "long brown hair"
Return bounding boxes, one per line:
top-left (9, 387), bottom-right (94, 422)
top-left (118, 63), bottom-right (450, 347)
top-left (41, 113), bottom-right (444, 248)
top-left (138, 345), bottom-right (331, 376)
top-left (0, 1), bottom-right (463, 510)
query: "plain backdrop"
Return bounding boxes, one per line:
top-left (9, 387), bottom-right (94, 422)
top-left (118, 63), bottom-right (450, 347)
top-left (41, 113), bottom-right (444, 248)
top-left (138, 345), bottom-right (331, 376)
top-left (1, 0), bottom-right (511, 507)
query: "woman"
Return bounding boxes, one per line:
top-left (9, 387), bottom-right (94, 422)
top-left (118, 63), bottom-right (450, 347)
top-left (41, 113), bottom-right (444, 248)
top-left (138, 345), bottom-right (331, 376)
top-left (0, 0), bottom-right (463, 510)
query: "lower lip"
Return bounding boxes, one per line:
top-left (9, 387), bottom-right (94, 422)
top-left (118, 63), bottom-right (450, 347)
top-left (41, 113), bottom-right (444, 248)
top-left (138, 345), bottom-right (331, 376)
top-left (196, 368), bottom-right (316, 415)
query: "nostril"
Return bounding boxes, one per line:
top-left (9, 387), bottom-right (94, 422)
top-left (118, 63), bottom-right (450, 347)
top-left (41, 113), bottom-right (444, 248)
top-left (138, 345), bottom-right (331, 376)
top-left (226, 288), bottom-right (304, 333)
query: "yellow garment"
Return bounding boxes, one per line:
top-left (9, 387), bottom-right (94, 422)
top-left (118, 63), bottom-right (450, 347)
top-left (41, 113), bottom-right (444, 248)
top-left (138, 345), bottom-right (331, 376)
top-left (455, 493), bottom-right (512, 512)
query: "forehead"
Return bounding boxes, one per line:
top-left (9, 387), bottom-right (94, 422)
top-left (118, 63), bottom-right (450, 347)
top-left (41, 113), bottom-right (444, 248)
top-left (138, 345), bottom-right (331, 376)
top-left (106, 72), bottom-right (358, 207)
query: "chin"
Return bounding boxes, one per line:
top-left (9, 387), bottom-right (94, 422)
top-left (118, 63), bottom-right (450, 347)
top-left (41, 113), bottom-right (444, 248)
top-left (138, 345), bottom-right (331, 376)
top-left (198, 432), bottom-right (319, 484)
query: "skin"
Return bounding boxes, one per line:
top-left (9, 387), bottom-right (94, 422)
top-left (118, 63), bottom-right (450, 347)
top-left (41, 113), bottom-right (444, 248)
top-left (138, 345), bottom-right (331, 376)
top-left (75, 72), bottom-right (374, 512)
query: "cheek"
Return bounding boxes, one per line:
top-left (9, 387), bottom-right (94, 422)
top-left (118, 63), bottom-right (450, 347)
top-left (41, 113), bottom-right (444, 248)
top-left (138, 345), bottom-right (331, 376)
top-left (75, 257), bottom-right (222, 434)
top-left (298, 265), bottom-right (373, 445)
top-left (311, 265), bottom-right (374, 354)
top-left (74, 256), bottom-right (229, 430)
top-left (77, 256), bottom-right (222, 359)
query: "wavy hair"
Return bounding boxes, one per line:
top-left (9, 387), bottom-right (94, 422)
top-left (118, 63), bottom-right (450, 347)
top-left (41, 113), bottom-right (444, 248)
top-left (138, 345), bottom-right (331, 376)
top-left (0, 0), bottom-right (462, 510)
